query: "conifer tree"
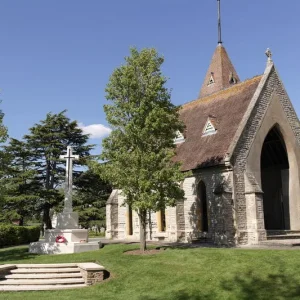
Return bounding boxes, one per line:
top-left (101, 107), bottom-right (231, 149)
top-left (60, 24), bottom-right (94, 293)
top-left (0, 105), bottom-right (9, 211)
top-left (1, 138), bottom-right (40, 225)
top-left (24, 110), bottom-right (93, 229)
top-left (73, 169), bottom-right (112, 228)
top-left (96, 48), bottom-right (186, 251)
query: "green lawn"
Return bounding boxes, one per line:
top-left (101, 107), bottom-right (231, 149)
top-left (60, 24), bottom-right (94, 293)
top-left (1, 244), bottom-right (300, 300)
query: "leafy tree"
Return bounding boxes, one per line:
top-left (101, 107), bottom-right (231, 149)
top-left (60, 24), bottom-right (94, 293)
top-left (73, 169), bottom-right (112, 228)
top-left (24, 110), bottom-right (93, 229)
top-left (95, 48), bottom-right (186, 251)
top-left (0, 138), bottom-right (40, 225)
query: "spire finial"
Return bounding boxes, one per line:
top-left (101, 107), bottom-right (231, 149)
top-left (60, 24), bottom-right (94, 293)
top-left (217, 0), bottom-right (222, 44)
top-left (265, 48), bottom-right (273, 63)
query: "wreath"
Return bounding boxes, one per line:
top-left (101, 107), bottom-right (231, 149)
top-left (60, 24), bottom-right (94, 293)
top-left (55, 235), bottom-right (67, 243)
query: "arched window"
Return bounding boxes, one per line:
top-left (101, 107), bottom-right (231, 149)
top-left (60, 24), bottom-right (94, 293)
top-left (197, 181), bottom-right (209, 232)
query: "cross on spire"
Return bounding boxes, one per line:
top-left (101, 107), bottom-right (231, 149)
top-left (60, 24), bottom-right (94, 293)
top-left (265, 48), bottom-right (273, 62)
top-left (217, 0), bottom-right (222, 44)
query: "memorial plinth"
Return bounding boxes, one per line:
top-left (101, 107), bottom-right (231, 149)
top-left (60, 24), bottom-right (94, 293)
top-left (29, 212), bottom-right (100, 254)
top-left (29, 146), bottom-right (100, 254)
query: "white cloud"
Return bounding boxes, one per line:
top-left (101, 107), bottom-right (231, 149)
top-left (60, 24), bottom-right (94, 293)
top-left (78, 123), bottom-right (111, 139)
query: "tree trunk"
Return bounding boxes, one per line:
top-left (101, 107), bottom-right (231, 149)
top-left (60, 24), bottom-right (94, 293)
top-left (19, 216), bottom-right (24, 226)
top-left (43, 205), bottom-right (52, 229)
top-left (138, 210), bottom-right (147, 252)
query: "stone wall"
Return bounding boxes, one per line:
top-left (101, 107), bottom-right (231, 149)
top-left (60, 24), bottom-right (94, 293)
top-left (106, 168), bottom-right (235, 246)
top-left (106, 190), bottom-right (118, 239)
top-left (183, 168), bottom-right (235, 246)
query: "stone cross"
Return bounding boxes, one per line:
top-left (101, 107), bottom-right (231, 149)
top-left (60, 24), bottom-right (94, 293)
top-left (59, 146), bottom-right (79, 213)
top-left (265, 48), bottom-right (272, 62)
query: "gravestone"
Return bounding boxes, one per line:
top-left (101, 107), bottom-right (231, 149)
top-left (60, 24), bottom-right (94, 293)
top-left (29, 146), bottom-right (99, 254)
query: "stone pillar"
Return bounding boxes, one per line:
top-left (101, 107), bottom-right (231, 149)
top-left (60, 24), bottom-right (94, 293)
top-left (183, 176), bottom-right (197, 243)
top-left (244, 172), bottom-right (266, 244)
top-left (106, 203), bottom-right (112, 239)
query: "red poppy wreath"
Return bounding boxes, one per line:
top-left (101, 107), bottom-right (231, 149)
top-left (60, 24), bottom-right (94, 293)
top-left (55, 235), bottom-right (67, 243)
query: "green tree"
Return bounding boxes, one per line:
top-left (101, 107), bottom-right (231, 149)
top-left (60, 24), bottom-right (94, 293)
top-left (1, 138), bottom-right (40, 225)
top-left (24, 110), bottom-right (93, 229)
top-left (0, 105), bottom-right (9, 212)
top-left (95, 48), bottom-right (186, 251)
top-left (73, 169), bottom-right (112, 229)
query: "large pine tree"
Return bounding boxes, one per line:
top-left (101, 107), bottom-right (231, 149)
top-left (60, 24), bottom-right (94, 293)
top-left (1, 138), bottom-right (40, 225)
top-left (95, 48), bottom-right (186, 251)
top-left (24, 110), bottom-right (93, 229)
top-left (73, 169), bottom-right (112, 228)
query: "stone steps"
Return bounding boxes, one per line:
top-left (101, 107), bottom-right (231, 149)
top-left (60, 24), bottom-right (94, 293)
top-left (260, 239), bottom-right (300, 247)
top-left (15, 263), bottom-right (78, 268)
top-left (0, 278), bottom-right (85, 285)
top-left (11, 267), bottom-right (80, 273)
top-left (0, 284), bottom-right (87, 291)
top-left (2, 273), bottom-right (83, 279)
top-left (267, 234), bottom-right (300, 240)
top-left (0, 263), bottom-right (87, 291)
top-left (267, 230), bottom-right (300, 235)
top-left (267, 230), bottom-right (300, 240)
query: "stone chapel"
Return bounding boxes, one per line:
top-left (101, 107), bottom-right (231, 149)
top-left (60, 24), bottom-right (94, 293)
top-left (106, 11), bottom-right (300, 247)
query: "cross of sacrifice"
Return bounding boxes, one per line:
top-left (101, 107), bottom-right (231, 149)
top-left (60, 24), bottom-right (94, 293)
top-left (59, 146), bottom-right (79, 213)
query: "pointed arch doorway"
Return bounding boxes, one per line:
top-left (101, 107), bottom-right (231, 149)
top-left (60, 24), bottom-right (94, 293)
top-left (261, 125), bottom-right (290, 230)
top-left (196, 181), bottom-right (209, 232)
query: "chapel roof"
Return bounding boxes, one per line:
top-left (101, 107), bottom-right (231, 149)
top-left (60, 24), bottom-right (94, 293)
top-left (199, 44), bottom-right (240, 98)
top-left (174, 75), bottom-right (263, 171)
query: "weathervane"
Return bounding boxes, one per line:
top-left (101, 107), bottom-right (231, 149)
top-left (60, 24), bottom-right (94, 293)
top-left (217, 0), bottom-right (222, 44)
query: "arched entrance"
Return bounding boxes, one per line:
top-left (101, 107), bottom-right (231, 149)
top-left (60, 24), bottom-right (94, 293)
top-left (197, 181), bottom-right (209, 232)
top-left (261, 125), bottom-right (290, 230)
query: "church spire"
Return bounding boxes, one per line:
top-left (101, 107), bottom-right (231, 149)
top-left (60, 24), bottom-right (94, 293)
top-left (198, 0), bottom-right (240, 98)
top-left (217, 0), bottom-right (222, 44)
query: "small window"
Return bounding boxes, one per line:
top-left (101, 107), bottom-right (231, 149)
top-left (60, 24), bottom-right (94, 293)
top-left (174, 130), bottom-right (185, 144)
top-left (208, 74), bottom-right (215, 86)
top-left (202, 118), bottom-right (217, 136)
top-left (229, 72), bottom-right (237, 84)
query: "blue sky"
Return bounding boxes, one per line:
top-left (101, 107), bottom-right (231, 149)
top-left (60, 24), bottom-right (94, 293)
top-left (0, 0), bottom-right (299, 153)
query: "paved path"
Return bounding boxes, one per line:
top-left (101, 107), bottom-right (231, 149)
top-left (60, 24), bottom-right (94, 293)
top-left (90, 237), bottom-right (300, 250)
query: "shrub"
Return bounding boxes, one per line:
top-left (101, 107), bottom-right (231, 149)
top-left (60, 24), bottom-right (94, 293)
top-left (0, 225), bottom-right (40, 247)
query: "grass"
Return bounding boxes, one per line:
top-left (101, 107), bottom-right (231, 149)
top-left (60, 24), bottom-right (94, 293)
top-left (1, 244), bottom-right (300, 299)
top-left (88, 231), bottom-right (105, 238)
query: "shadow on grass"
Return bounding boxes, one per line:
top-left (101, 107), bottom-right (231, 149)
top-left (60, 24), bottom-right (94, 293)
top-left (221, 268), bottom-right (300, 299)
top-left (0, 246), bottom-right (38, 263)
top-left (140, 264), bottom-right (300, 300)
top-left (140, 290), bottom-right (214, 300)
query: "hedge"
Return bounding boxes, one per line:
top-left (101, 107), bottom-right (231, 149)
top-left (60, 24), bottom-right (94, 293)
top-left (0, 225), bottom-right (40, 247)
